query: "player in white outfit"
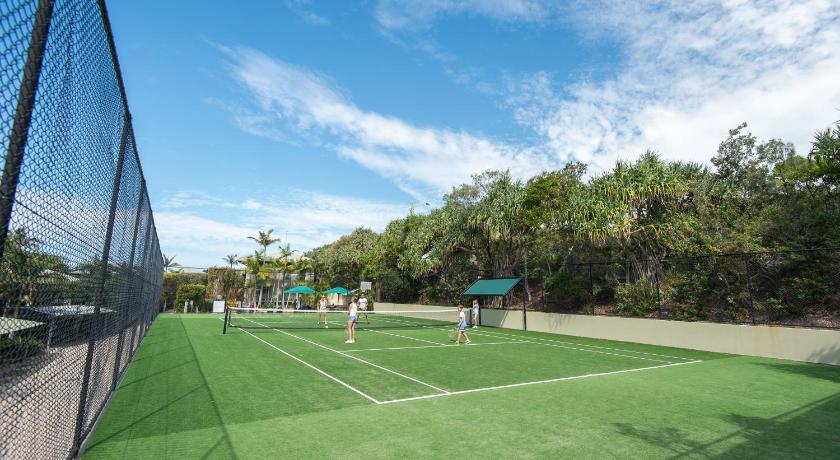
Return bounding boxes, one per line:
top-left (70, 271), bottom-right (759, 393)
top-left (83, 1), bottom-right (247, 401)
top-left (471, 298), bottom-right (479, 328)
top-left (345, 297), bottom-right (359, 344)
top-left (358, 295), bottom-right (369, 323)
top-left (454, 304), bottom-right (471, 344)
top-left (317, 296), bottom-right (328, 328)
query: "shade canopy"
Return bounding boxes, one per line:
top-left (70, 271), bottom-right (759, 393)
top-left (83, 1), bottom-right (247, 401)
top-left (321, 286), bottom-right (351, 295)
top-left (286, 286), bottom-right (317, 294)
top-left (463, 277), bottom-right (522, 297)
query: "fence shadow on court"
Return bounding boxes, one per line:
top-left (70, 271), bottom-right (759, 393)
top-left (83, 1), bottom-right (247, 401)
top-left (82, 318), bottom-right (237, 459)
top-left (611, 382), bottom-right (840, 458)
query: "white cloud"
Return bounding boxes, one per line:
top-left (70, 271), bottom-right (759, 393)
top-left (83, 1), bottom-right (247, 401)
top-left (505, 0), bottom-right (840, 171)
top-left (155, 189), bottom-right (411, 267)
top-left (241, 199), bottom-right (263, 210)
top-left (226, 47), bottom-right (556, 200)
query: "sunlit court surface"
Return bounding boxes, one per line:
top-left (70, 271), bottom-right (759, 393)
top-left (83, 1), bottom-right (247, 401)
top-left (83, 313), bottom-right (840, 459)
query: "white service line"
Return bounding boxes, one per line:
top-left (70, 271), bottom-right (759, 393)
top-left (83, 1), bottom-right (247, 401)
top-left (466, 329), bottom-right (673, 363)
top-left (370, 329), bottom-right (448, 346)
top-left (344, 341), bottom-right (527, 353)
top-left (235, 324), bottom-right (381, 404)
top-left (474, 328), bottom-right (694, 361)
top-left (378, 360), bottom-right (703, 405)
top-left (242, 317), bottom-right (450, 394)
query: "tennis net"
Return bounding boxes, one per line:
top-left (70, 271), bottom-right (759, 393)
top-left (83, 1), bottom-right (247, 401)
top-left (223, 307), bottom-right (461, 332)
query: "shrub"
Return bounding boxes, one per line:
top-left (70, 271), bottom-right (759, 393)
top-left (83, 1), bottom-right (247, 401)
top-left (615, 279), bottom-right (658, 316)
top-left (378, 268), bottom-right (417, 303)
top-left (543, 271), bottom-right (592, 311)
top-left (175, 284), bottom-right (207, 313)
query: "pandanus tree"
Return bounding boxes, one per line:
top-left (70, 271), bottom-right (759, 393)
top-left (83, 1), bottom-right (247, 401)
top-left (567, 152), bottom-right (706, 278)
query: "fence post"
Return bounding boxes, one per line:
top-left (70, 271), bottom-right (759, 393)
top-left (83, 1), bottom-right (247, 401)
top-left (744, 256), bottom-right (756, 324)
top-left (653, 260), bottom-right (663, 320)
top-left (129, 204), bottom-right (153, 354)
top-left (72, 116), bottom-right (130, 456)
top-left (0, 0), bottom-right (55, 261)
top-left (522, 292), bottom-right (527, 331)
top-left (111, 179), bottom-right (144, 390)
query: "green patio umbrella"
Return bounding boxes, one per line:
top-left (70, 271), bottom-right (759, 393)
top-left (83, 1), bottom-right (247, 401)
top-left (320, 286), bottom-right (352, 306)
top-left (286, 286), bottom-right (317, 294)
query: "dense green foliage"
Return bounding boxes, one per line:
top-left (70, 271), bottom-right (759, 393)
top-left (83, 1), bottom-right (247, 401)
top-left (174, 284), bottom-right (207, 312)
top-left (307, 123), bottom-right (840, 313)
top-left (161, 272), bottom-right (207, 310)
top-left (206, 267), bottom-right (244, 306)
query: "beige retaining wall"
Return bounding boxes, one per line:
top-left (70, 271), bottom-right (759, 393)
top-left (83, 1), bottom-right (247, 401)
top-left (505, 310), bottom-right (840, 365)
top-left (378, 303), bottom-right (840, 365)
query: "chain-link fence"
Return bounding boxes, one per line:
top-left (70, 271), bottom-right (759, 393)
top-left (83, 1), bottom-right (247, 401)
top-left (530, 248), bottom-right (840, 329)
top-left (0, 0), bottom-right (164, 458)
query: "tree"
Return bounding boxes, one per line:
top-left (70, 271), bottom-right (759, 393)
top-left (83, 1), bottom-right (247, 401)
top-left (163, 254), bottom-right (180, 272)
top-left (248, 230), bottom-right (280, 257)
top-left (224, 254), bottom-right (239, 268)
top-left (810, 122), bottom-right (840, 188)
top-left (568, 152), bottom-right (708, 274)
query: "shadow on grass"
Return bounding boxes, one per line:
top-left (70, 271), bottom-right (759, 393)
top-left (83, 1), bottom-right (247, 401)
top-left (83, 317), bottom-right (238, 459)
top-left (759, 360), bottom-right (840, 384)
top-left (613, 393), bottom-right (840, 458)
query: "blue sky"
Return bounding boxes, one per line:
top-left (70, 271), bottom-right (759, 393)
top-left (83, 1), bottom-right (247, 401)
top-left (107, 0), bottom-right (840, 268)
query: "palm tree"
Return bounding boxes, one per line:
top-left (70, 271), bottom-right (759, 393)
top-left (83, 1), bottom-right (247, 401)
top-left (248, 230), bottom-right (281, 258)
top-left (163, 254), bottom-right (180, 272)
top-left (224, 254), bottom-right (239, 268)
top-left (243, 251), bottom-right (269, 307)
top-left (275, 243), bottom-right (295, 306)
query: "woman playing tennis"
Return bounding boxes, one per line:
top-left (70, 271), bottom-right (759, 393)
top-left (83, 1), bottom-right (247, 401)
top-left (454, 304), bottom-right (471, 344)
top-left (345, 296), bottom-right (359, 344)
top-left (316, 296), bottom-right (329, 328)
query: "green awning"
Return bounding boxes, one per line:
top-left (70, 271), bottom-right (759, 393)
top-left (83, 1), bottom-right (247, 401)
top-left (286, 286), bottom-right (317, 294)
top-left (321, 287), bottom-right (351, 295)
top-left (463, 277), bottom-right (522, 296)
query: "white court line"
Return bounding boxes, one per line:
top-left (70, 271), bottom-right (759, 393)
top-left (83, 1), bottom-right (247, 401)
top-left (474, 328), bottom-right (694, 361)
top-left (465, 329), bottom-right (673, 363)
top-left (344, 341), bottom-right (527, 353)
top-left (241, 317), bottom-right (450, 394)
top-left (235, 324), bottom-right (381, 404)
top-left (370, 329), bottom-right (448, 346)
top-left (378, 360), bottom-right (703, 405)
top-left (476, 329), bottom-right (691, 362)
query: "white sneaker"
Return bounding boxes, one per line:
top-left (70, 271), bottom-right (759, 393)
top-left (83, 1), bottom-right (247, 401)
top-left (325, 325), bottom-right (329, 328)
top-left (473, 326), bottom-right (477, 329)
top-left (345, 339), bottom-right (353, 343)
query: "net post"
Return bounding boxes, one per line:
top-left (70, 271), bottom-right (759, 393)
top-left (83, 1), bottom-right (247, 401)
top-left (72, 115), bottom-right (131, 456)
top-left (223, 307), bottom-right (229, 334)
top-left (0, 0), bottom-right (55, 261)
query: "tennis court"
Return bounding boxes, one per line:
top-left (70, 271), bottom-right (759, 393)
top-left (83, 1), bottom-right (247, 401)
top-left (83, 313), bottom-right (840, 459)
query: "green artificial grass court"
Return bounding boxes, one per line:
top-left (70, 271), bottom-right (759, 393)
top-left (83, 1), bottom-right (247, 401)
top-left (83, 314), bottom-right (840, 459)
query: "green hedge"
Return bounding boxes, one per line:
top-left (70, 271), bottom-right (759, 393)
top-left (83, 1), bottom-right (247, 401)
top-left (175, 284), bottom-right (207, 313)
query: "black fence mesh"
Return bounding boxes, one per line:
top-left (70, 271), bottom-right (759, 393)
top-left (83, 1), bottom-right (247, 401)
top-left (0, 0), bottom-right (163, 458)
top-left (525, 248), bottom-right (840, 329)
